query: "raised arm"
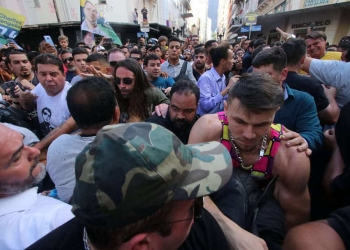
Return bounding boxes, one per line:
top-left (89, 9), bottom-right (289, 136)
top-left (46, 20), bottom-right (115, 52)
top-left (273, 144), bottom-right (310, 230)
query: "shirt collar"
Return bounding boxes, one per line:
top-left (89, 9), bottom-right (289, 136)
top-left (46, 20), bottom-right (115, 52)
top-left (210, 67), bottom-right (224, 82)
top-left (0, 187), bottom-right (38, 216)
top-left (283, 82), bottom-right (295, 100)
top-left (167, 59), bottom-right (182, 67)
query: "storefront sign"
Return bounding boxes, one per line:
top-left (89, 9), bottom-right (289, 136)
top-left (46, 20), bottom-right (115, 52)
top-left (291, 20), bottom-right (331, 29)
top-left (241, 25), bottom-right (262, 33)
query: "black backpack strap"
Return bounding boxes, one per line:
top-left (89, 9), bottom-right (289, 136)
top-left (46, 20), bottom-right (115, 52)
top-left (180, 61), bottom-right (188, 75)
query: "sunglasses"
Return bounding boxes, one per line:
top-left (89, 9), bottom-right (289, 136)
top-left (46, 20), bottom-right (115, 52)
top-left (131, 57), bottom-right (141, 61)
top-left (62, 57), bottom-right (73, 63)
top-left (115, 77), bottom-right (134, 85)
top-left (109, 61), bottom-right (118, 67)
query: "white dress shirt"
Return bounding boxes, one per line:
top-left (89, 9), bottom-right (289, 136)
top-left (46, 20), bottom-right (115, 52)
top-left (0, 187), bottom-right (74, 249)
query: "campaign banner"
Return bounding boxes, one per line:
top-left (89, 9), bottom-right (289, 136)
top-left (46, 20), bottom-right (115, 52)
top-left (80, 0), bottom-right (121, 45)
top-left (0, 6), bottom-right (26, 46)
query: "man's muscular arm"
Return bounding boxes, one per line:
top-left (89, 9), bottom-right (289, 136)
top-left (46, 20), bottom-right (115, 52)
top-left (273, 142), bottom-right (310, 230)
top-left (34, 117), bottom-right (78, 151)
top-left (189, 115), bottom-right (268, 250)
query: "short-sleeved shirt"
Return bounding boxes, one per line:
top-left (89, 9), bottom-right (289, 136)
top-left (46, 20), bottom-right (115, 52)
top-left (150, 76), bottom-right (175, 89)
top-left (32, 82), bottom-right (71, 137)
top-left (285, 71), bottom-right (329, 112)
top-left (161, 59), bottom-right (197, 84)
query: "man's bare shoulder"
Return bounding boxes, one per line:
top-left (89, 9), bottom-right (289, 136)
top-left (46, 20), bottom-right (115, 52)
top-left (189, 114), bottom-right (222, 143)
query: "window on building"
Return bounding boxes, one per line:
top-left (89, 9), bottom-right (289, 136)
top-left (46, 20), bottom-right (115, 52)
top-left (304, 0), bottom-right (329, 7)
top-left (34, 0), bottom-right (40, 7)
top-left (275, 1), bottom-right (286, 13)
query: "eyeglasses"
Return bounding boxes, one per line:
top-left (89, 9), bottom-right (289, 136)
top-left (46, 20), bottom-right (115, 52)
top-left (82, 197), bottom-right (203, 250)
top-left (131, 57), bottom-right (141, 61)
top-left (62, 57), bottom-right (73, 63)
top-left (115, 77), bottom-right (134, 85)
top-left (109, 61), bottom-right (118, 67)
top-left (164, 197), bottom-right (203, 225)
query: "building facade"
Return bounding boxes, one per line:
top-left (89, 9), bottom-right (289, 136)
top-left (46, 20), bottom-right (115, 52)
top-left (0, 0), bottom-right (194, 50)
top-left (224, 0), bottom-right (350, 44)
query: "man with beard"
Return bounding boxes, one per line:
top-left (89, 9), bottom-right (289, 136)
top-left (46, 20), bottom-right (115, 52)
top-left (0, 124), bottom-right (74, 249)
top-left (144, 54), bottom-right (174, 95)
top-left (60, 50), bottom-right (76, 83)
top-left (191, 35), bottom-right (200, 48)
top-left (192, 47), bottom-right (207, 81)
top-left (1, 50), bottom-right (39, 96)
top-left (147, 80), bottom-right (199, 144)
top-left (113, 58), bottom-right (169, 123)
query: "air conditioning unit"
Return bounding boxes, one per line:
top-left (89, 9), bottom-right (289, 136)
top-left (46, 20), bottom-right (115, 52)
top-left (98, 0), bottom-right (107, 4)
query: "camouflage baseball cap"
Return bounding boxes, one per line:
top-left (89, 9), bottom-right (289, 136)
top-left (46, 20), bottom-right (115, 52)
top-left (71, 122), bottom-right (232, 228)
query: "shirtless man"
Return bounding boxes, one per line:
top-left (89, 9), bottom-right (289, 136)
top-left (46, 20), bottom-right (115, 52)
top-left (189, 73), bottom-right (310, 249)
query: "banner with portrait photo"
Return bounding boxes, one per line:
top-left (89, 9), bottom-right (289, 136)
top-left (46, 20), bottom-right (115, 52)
top-left (0, 6), bottom-right (26, 46)
top-left (80, 0), bottom-right (121, 45)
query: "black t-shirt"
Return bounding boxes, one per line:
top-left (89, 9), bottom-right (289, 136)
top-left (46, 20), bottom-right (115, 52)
top-left (26, 208), bottom-right (229, 250)
top-left (327, 205), bottom-right (350, 250)
top-left (285, 72), bottom-right (329, 112)
top-left (193, 68), bottom-right (202, 82)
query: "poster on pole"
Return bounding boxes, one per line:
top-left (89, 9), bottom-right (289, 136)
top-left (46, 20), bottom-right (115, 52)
top-left (245, 13), bottom-right (258, 26)
top-left (0, 6), bottom-right (26, 46)
top-left (80, 0), bottom-right (121, 45)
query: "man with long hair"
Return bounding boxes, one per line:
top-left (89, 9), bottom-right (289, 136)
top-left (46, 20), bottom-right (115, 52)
top-left (113, 58), bottom-right (169, 123)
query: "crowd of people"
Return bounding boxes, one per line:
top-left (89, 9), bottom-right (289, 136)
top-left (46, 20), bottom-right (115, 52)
top-left (0, 26), bottom-right (350, 250)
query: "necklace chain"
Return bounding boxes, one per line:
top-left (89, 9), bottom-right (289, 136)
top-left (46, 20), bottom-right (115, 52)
top-left (228, 131), bottom-right (268, 168)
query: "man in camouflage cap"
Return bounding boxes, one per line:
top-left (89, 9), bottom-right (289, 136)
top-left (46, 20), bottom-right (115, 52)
top-left (27, 122), bottom-right (233, 250)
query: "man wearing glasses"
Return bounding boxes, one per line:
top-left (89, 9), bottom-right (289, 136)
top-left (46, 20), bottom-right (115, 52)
top-left (60, 50), bottom-right (76, 83)
top-left (27, 122), bottom-right (232, 250)
top-left (191, 35), bottom-right (200, 48)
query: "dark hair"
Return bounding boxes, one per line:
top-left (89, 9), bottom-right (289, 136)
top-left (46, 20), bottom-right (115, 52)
top-left (248, 40), bottom-right (256, 49)
top-left (235, 48), bottom-right (244, 55)
top-left (42, 107), bottom-right (52, 116)
top-left (67, 76), bottom-right (116, 129)
top-left (170, 80), bottom-right (200, 103)
top-left (129, 49), bottom-right (143, 60)
top-left (192, 35), bottom-right (199, 38)
top-left (338, 41), bottom-right (350, 51)
top-left (169, 37), bottom-right (181, 44)
top-left (27, 51), bottom-right (40, 62)
top-left (231, 42), bottom-right (240, 48)
top-left (35, 53), bottom-right (64, 74)
top-left (227, 73), bottom-right (284, 113)
top-left (74, 41), bottom-right (86, 47)
top-left (86, 201), bottom-right (174, 250)
top-left (143, 54), bottom-right (160, 66)
top-left (82, 45), bottom-right (91, 50)
top-left (273, 41), bottom-right (283, 47)
top-left (281, 38), bottom-right (307, 66)
top-left (251, 45), bottom-right (270, 62)
top-left (149, 45), bottom-right (161, 52)
top-left (59, 49), bottom-right (72, 56)
top-left (194, 47), bottom-right (207, 56)
top-left (6, 50), bottom-right (28, 64)
top-left (305, 31), bottom-right (327, 41)
top-left (195, 43), bottom-right (204, 49)
top-left (209, 42), bottom-right (231, 67)
top-left (72, 47), bottom-right (89, 58)
top-left (113, 58), bottom-right (151, 121)
top-left (205, 40), bottom-right (218, 50)
top-left (86, 53), bottom-right (109, 65)
top-left (252, 47), bottom-right (287, 72)
top-left (253, 38), bottom-right (266, 49)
